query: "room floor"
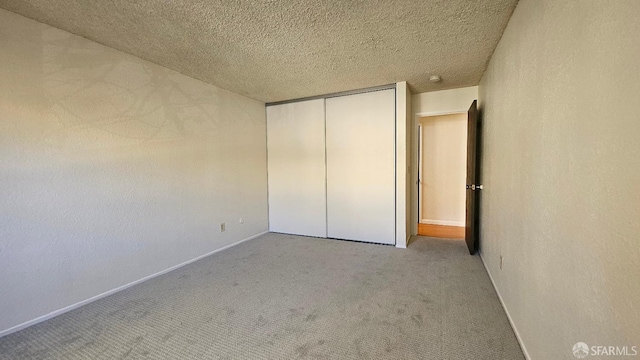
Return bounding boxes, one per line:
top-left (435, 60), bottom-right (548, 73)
top-left (0, 234), bottom-right (524, 359)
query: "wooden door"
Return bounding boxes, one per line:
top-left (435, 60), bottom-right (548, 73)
top-left (465, 100), bottom-right (479, 254)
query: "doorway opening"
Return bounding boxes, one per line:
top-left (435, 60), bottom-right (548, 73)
top-left (417, 112), bottom-right (468, 239)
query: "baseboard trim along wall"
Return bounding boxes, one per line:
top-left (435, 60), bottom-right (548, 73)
top-left (420, 219), bottom-right (465, 227)
top-left (0, 231), bottom-right (269, 339)
top-left (396, 236), bottom-right (409, 249)
top-left (479, 252), bottom-right (532, 360)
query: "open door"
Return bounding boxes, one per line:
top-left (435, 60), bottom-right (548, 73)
top-left (465, 100), bottom-right (480, 254)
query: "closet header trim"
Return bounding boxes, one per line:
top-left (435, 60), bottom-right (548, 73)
top-left (266, 83), bottom-right (397, 106)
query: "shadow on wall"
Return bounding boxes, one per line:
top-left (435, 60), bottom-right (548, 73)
top-left (11, 27), bottom-right (260, 153)
top-left (0, 11), bottom-right (268, 334)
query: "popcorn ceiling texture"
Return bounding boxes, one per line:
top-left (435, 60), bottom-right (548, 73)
top-left (0, 0), bottom-right (518, 102)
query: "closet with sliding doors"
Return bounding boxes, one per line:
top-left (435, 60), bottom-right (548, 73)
top-left (266, 87), bottom-right (396, 245)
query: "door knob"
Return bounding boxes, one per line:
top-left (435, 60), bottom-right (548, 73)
top-left (466, 184), bottom-right (484, 190)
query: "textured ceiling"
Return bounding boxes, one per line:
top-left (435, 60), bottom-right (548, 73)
top-left (0, 0), bottom-right (518, 102)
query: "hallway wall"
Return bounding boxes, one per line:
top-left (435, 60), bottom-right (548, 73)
top-left (419, 113), bottom-right (467, 226)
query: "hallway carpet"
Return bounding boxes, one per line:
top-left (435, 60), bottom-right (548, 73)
top-left (0, 233), bottom-right (524, 359)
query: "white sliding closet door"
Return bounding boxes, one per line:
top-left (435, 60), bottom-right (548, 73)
top-left (267, 99), bottom-right (327, 237)
top-left (326, 89), bottom-right (396, 245)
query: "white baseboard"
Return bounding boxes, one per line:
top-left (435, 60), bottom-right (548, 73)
top-left (479, 252), bottom-right (531, 360)
top-left (420, 219), bottom-right (465, 227)
top-left (394, 234), bottom-right (411, 249)
top-left (0, 231), bottom-right (268, 338)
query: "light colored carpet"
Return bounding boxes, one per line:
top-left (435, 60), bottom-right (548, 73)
top-left (0, 233), bottom-right (524, 359)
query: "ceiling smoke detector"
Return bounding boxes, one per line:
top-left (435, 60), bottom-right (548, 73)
top-left (429, 75), bottom-right (442, 83)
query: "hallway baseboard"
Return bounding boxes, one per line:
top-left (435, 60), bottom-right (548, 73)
top-left (418, 223), bottom-right (465, 238)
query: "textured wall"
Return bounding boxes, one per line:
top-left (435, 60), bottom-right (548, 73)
top-left (419, 113), bottom-right (467, 226)
top-left (0, 9), bottom-right (268, 333)
top-left (478, 0), bottom-right (640, 358)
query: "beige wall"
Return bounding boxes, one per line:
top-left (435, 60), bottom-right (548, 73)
top-left (419, 113), bottom-right (467, 226)
top-left (478, 0), bottom-right (640, 358)
top-left (412, 86), bottom-right (477, 116)
top-left (404, 83), bottom-right (414, 240)
top-left (0, 10), bottom-right (268, 335)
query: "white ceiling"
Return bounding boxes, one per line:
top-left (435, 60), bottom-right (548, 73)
top-left (0, 0), bottom-right (518, 102)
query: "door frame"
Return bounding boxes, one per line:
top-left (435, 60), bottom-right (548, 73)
top-left (413, 110), bottom-right (467, 237)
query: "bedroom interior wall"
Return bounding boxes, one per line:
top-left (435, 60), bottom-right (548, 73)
top-left (0, 9), bottom-right (268, 335)
top-left (404, 83), bottom-right (414, 239)
top-left (478, 0), bottom-right (640, 358)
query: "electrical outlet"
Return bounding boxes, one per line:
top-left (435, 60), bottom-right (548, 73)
top-left (220, 223), bottom-right (226, 232)
top-left (500, 255), bottom-right (503, 270)
top-left (239, 218), bottom-right (244, 224)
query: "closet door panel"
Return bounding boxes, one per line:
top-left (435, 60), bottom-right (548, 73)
top-left (325, 89), bottom-right (396, 244)
top-left (267, 99), bottom-right (327, 237)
